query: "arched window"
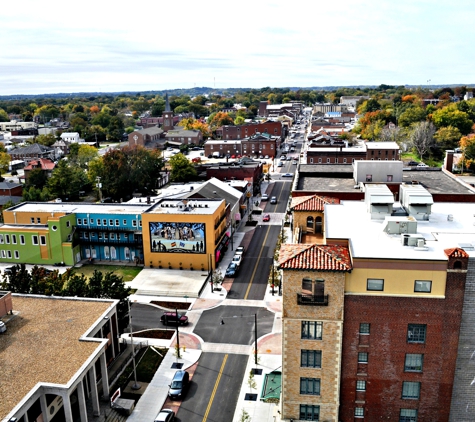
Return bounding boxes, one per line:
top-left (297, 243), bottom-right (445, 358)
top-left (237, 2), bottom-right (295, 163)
top-left (453, 260), bottom-right (462, 269)
top-left (104, 246), bottom-right (110, 259)
top-left (315, 216), bottom-right (323, 234)
top-left (111, 247), bottom-right (117, 259)
top-left (125, 247), bottom-right (130, 260)
top-left (307, 216), bottom-right (314, 229)
top-left (302, 278), bottom-right (312, 293)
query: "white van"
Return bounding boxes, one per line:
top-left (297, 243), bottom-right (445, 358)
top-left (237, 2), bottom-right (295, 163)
top-left (212, 151), bottom-right (220, 158)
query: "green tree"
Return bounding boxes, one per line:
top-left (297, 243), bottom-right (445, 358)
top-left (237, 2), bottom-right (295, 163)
top-left (25, 167), bottom-right (48, 189)
top-left (151, 97), bottom-right (166, 117)
top-left (0, 199), bottom-right (15, 223)
top-left (1, 264), bottom-right (31, 293)
top-left (0, 152), bottom-right (11, 176)
top-left (397, 106), bottom-right (426, 127)
top-left (432, 105), bottom-right (474, 135)
top-left (107, 116), bottom-right (125, 141)
top-left (35, 133), bottom-right (56, 147)
top-left (22, 186), bottom-right (52, 202)
top-left (434, 126), bottom-right (462, 151)
top-left (168, 153), bottom-right (198, 183)
top-left (69, 144), bottom-right (99, 169)
top-left (46, 160), bottom-right (88, 200)
top-left (0, 108), bottom-right (9, 122)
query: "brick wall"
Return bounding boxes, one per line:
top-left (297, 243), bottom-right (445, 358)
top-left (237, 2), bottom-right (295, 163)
top-left (340, 264), bottom-right (466, 422)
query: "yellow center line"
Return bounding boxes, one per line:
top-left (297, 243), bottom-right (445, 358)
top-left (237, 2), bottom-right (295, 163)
top-left (202, 354), bottom-right (228, 422)
top-left (244, 224), bottom-right (271, 300)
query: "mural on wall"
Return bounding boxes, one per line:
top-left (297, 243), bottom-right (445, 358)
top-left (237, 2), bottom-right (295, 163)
top-left (149, 222), bottom-right (206, 253)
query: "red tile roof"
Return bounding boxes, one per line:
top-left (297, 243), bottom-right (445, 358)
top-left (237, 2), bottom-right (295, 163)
top-left (290, 195), bottom-right (340, 212)
top-left (279, 244), bottom-right (352, 272)
top-left (23, 158), bottom-right (55, 171)
top-left (444, 247), bottom-right (469, 259)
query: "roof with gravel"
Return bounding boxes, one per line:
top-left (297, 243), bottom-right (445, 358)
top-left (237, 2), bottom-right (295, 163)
top-left (0, 295), bottom-right (114, 420)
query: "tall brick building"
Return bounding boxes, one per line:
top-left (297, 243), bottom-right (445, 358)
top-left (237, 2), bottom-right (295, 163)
top-left (279, 183), bottom-right (473, 421)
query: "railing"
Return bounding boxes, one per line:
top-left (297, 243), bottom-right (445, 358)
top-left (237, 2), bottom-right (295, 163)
top-left (297, 293), bottom-right (329, 306)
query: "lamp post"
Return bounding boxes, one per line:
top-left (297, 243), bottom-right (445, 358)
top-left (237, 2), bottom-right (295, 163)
top-left (128, 299), bottom-right (141, 390)
top-left (175, 307), bottom-right (181, 359)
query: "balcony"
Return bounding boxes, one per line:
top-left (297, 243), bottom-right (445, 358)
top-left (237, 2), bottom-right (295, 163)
top-left (297, 293), bottom-right (329, 306)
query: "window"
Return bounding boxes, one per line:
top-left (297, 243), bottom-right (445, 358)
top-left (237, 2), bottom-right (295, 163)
top-left (66, 221), bottom-right (70, 227)
top-left (0, 235), bottom-right (3, 244)
top-left (310, 158), bottom-right (313, 163)
top-left (414, 280), bottom-right (431, 293)
top-left (98, 232), bottom-right (103, 239)
top-left (335, 158), bottom-right (338, 163)
top-left (343, 158), bottom-right (347, 163)
top-left (302, 321), bottom-right (323, 340)
top-left (31, 217), bottom-right (35, 224)
top-left (7, 250), bottom-right (11, 258)
top-left (32, 235), bottom-right (38, 245)
top-left (405, 354), bottom-right (423, 372)
top-left (387, 175), bottom-right (393, 182)
top-left (300, 378), bottom-right (320, 395)
top-left (20, 235), bottom-right (25, 245)
top-left (77, 218), bottom-right (81, 225)
top-left (40, 236), bottom-right (46, 245)
top-left (299, 404), bottom-right (320, 421)
top-left (132, 220), bottom-right (137, 227)
top-left (139, 220), bottom-right (142, 227)
top-left (301, 350), bottom-right (322, 368)
top-left (102, 219), bottom-right (107, 226)
top-left (109, 219), bottom-right (113, 226)
top-left (354, 407), bottom-right (364, 417)
top-left (356, 380), bottom-right (366, 391)
top-left (326, 158), bottom-right (330, 163)
top-left (402, 381), bottom-right (420, 399)
top-left (318, 158), bottom-right (322, 163)
top-left (407, 324), bottom-right (426, 343)
top-left (12, 235), bottom-right (17, 244)
top-left (14, 250), bottom-right (19, 259)
top-left (84, 232), bottom-right (89, 239)
top-left (358, 352), bottom-right (368, 363)
top-left (123, 219), bottom-right (127, 226)
top-left (302, 277), bottom-right (313, 292)
top-left (110, 233), bottom-right (115, 240)
top-left (367, 278), bottom-right (384, 291)
top-left (97, 219), bottom-right (101, 226)
top-left (37, 217), bottom-right (41, 224)
top-left (400, 409), bottom-right (417, 422)
top-left (366, 174), bottom-right (372, 182)
top-left (359, 323), bottom-right (370, 334)
top-left (0, 250), bottom-right (5, 258)
top-left (5, 235), bottom-right (10, 244)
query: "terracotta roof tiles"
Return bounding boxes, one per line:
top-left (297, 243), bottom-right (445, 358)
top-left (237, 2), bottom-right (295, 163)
top-left (290, 195), bottom-right (340, 212)
top-left (279, 243), bottom-right (352, 272)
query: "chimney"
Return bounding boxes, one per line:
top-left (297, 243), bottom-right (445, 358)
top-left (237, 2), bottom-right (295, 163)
top-left (445, 150), bottom-right (454, 173)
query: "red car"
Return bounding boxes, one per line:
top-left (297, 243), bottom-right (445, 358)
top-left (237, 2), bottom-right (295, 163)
top-left (263, 213), bottom-right (270, 222)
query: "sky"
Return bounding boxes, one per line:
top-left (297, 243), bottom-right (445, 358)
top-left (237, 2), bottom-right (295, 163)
top-left (1, 0), bottom-right (474, 95)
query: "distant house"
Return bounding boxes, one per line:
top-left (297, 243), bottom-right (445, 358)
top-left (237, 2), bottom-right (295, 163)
top-left (128, 126), bottom-right (165, 149)
top-left (60, 132), bottom-right (80, 143)
top-left (165, 128), bottom-right (202, 146)
top-left (8, 143), bottom-right (55, 162)
top-left (23, 158), bottom-right (56, 182)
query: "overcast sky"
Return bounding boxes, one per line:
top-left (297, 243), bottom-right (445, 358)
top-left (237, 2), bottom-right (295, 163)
top-left (1, 0), bottom-right (473, 95)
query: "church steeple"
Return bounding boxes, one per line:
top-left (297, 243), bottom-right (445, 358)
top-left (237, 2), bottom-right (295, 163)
top-left (162, 92), bottom-right (173, 131)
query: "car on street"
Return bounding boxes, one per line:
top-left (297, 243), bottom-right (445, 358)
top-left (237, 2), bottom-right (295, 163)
top-left (282, 173), bottom-right (294, 177)
top-left (235, 246), bottom-right (245, 256)
top-left (160, 312), bottom-right (189, 326)
top-left (286, 156), bottom-right (291, 161)
top-left (263, 213), bottom-right (270, 222)
top-left (417, 162), bottom-right (429, 167)
top-left (278, 161), bottom-right (283, 167)
top-left (168, 370), bottom-right (190, 400)
top-left (225, 262), bottom-right (239, 277)
top-left (407, 161), bottom-right (419, 166)
top-left (293, 160), bottom-right (298, 165)
top-left (232, 254), bottom-right (242, 267)
top-left (261, 193), bottom-right (269, 201)
top-left (270, 196), bottom-right (277, 204)
top-left (154, 409), bottom-right (175, 422)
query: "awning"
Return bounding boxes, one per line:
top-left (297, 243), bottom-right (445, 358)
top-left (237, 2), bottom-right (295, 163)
top-left (260, 371), bottom-right (281, 402)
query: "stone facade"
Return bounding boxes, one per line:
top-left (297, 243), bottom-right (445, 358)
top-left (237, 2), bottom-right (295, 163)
top-left (282, 269), bottom-right (346, 421)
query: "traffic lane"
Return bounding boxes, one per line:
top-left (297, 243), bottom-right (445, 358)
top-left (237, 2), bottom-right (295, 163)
top-left (129, 303), bottom-right (163, 331)
top-left (193, 306), bottom-right (275, 344)
top-left (227, 224), bottom-right (280, 300)
top-left (176, 352), bottom-right (248, 422)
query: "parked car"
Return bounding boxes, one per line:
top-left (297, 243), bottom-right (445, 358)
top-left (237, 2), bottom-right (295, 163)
top-left (263, 213), bottom-right (271, 222)
top-left (160, 312), bottom-right (189, 326)
top-left (232, 254), bottom-right (242, 267)
top-left (407, 161), bottom-right (419, 166)
top-left (417, 162), bottom-right (429, 167)
top-left (286, 156), bottom-right (292, 161)
top-left (282, 173), bottom-right (294, 177)
top-left (225, 262), bottom-right (239, 277)
top-left (270, 196), bottom-right (277, 204)
top-left (261, 194), bottom-right (269, 201)
top-left (168, 370), bottom-right (190, 400)
top-left (235, 246), bottom-right (245, 256)
top-left (0, 321), bottom-right (6, 333)
top-left (154, 409), bottom-right (175, 422)
top-left (278, 161), bottom-right (283, 167)
top-left (293, 160), bottom-right (298, 165)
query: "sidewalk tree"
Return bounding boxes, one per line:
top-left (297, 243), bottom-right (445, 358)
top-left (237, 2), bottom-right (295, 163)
top-left (211, 269), bottom-right (224, 289)
top-left (247, 369), bottom-right (257, 393)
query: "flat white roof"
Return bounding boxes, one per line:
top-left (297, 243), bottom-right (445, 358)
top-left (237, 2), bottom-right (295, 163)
top-left (325, 201), bottom-right (475, 260)
top-left (10, 202), bottom-right (151, 215)
top-left (148, 198), bottom-right (223, 214)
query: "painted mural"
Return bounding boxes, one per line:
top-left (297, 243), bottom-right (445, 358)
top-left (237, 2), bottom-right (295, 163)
top-left (149, 222), bottom-right (206, 253)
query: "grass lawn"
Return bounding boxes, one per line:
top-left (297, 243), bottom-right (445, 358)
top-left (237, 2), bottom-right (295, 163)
top-left (75, 264), bottom-right (142, 281)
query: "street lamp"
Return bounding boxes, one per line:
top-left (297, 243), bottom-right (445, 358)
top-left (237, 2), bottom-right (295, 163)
top-left (127, 299), bottom-right (141, 390)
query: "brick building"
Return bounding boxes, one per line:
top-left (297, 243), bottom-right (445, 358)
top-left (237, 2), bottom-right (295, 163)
top-left (204, 132), bottom-right (280, 159)
top-left (216, 121), bottom-right (284, 140)
top-left (279, 185), bottom-right (474, 421)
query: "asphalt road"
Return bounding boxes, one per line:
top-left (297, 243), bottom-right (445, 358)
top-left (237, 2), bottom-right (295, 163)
top-left (226, 224), bottom-right (281, 301)
top-left (194, 305), bottom-right (275, 345)
top-left (176, 352), bottom-right (248, 422)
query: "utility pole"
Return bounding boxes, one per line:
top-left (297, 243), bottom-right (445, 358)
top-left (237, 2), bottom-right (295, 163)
top-left (128, 299), bottom-right (141, 390)
top-left (176, 307), bottom-right (181, 359)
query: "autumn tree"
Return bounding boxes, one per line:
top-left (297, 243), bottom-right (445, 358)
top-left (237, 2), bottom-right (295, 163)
top-left (432, 104), bottom-right (473, 135)
top-left (178, 118), bottom-right (211, 139)
top-left (459, 135), bottom-right (475, 171)
top-left (434, 126), bottom-right (462, 151)
top-left (0, 152), bottom-right (11, 176)
top-left (409, 121), bottom-right (436, 160)
top-left (207, 111), bottom-right (234, 129)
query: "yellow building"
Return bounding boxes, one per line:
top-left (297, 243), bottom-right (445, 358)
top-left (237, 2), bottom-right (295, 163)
top-left (141, 198), bottom-right (229, 271)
